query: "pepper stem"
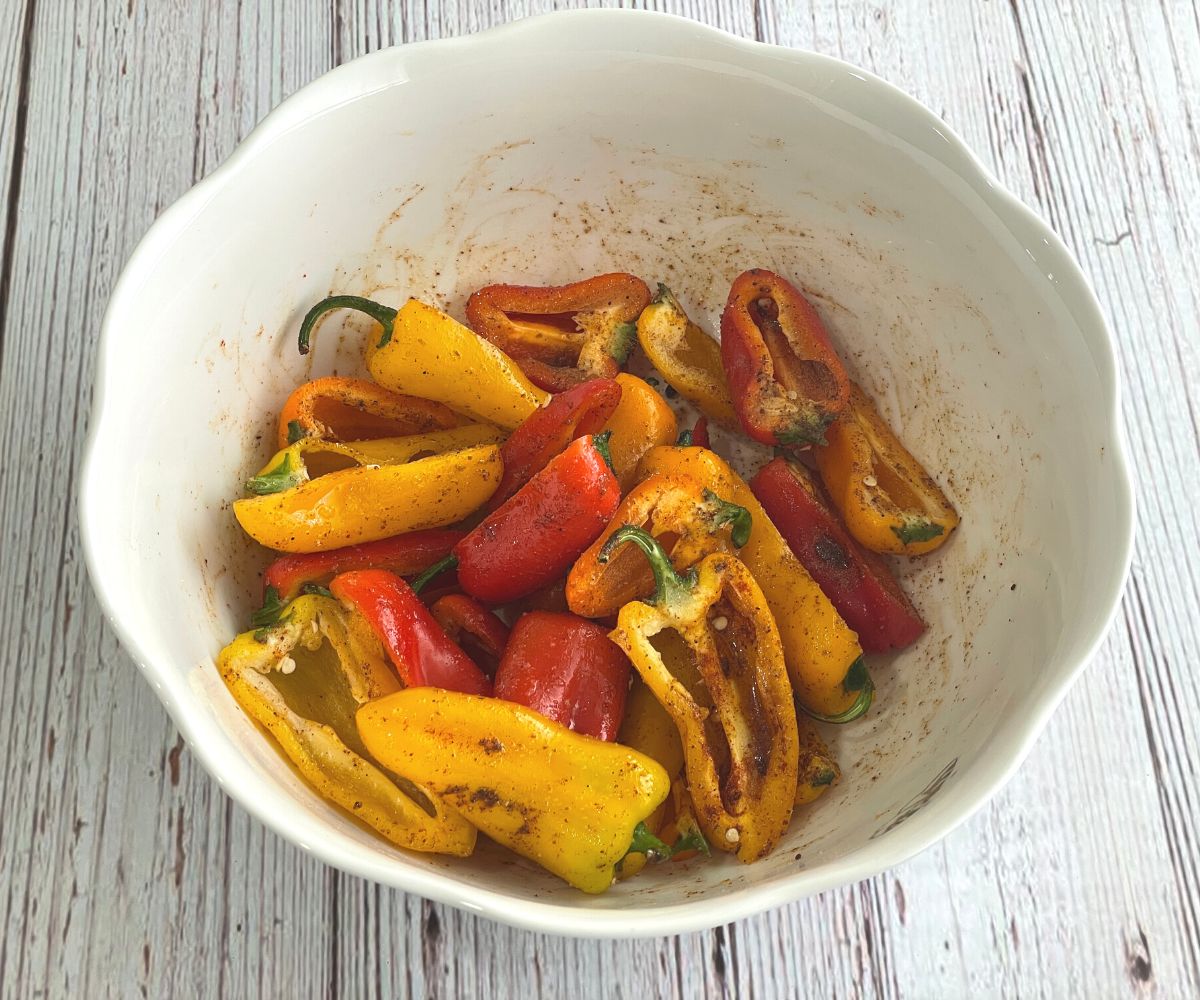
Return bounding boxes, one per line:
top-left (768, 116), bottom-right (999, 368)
top-left (702, 489), bottom-right (752, 548)
top-left (676, 428), bottom-right (694, 447)
top-left (409, 554), bottom-right (458, 595)
top-left (297, 295), bottom-right (399, 355)
top-left (799, 658), bottom-right (875, 724)
top-left (598, 525), bottom-right (695, 607)
top-left (591, 430), bottom-right (616, 475)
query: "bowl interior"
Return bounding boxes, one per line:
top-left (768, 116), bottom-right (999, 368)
top-left (86, 16), bottom-right (1128, 927)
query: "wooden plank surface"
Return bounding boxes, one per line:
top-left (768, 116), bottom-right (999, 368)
top-left (0, 0), bottom-right (1196, 996)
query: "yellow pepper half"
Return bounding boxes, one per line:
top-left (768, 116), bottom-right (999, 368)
top-left (637, 445), bottom-right (872, 723)
top-left (604, 527), bottom-right (800, 863)
top-left (637, 284), bottom-right (738, 426)
top-left (600, 373), bottom-right (678, 491)
top-left (356, 688), bottom-right (671, 894)
top-left (298, 295), bottom-right (548, 429)
top-left (814, 381), bottom-right (959, 555)
top-left (217, 595), bottom-right (476, 856)
top-left (233, 434), bottom-right (503, 553)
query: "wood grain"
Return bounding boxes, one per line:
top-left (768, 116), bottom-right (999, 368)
top-left (0, 1), bottom-right (1197, 997)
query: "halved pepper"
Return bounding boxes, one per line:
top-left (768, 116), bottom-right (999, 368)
top-left (599, 373), bottom-right (678, 491)
top-left (330, 570), bottom-right (492, 695)
top-left (488, 377), bottom-right (622, 510)
top-left (720, 269), bottom-right (850, 447)
top-left (429, 594), bottom-right (510, 679)
top-left (494, 611), bottom-right (632, 741)
top-left (750, 457), bottom-right (926, 652)
top-left (465, 273), bottom-right (651, 392)
top-left (603, 527), bottom-right (800, 862)
top-left (637, 284), bottom-right (738, 426)
top-left (217, 595), bottom-right (476, 856)
top-left (566, 473), bottom-right (752, 619)
top-left (276, 375), bottom-right (463, 449)
top-left (262, 529), bottom-right (464, 602)
top-left (813, 381), bottom-right (959, 555)
top-left (233, 434), bottom-right (503, 553)
top-left (356, 688), bottom-right (670, 893)
top-left (637, 445), bottom-right (872, 723)
top-left (415, 433), bottom-right (620, 605)
top-left (299, 295), bottom-right (549, 429)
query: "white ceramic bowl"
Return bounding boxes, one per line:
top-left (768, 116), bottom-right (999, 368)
top-left (81, 10), bottom-right (1134, 936)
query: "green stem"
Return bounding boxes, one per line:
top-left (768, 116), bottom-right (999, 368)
top-left (799, 658), bottom-right (875, 724)
top-left (598, 525), bottom-right (695, 607)
top-left (409, 554), bottom-right (458, 595)
top-left (297, 295), bottom-right (399, 355)
top-left (676, 428), bottom-right (694, 447)
top-left (702, 489), bottom-right (752, 548)
top-left (591, 430), bottom-right (616, 476)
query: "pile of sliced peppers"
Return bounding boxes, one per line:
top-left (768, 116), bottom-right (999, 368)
top-left (213, 266), bottom-right (958, 893)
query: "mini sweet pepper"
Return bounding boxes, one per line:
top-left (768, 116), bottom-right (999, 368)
top-left (751, 457), bottom-right (925, 652)
top-left (356, 688), bottom-right (670, 893)
top-left (813, 381), bottom-right (959, 555)
top-left (217, 595), bottom-right (476, 855)
top-left (233, 432), bottom-right (503, 553)
top-left (298, 295), bottom-right (549, 429)
top-left (637, 284), bottom-right (738, 426)
top-left (465, 273), bottom-right (651, 392)
top-left (720, 269), bottom-right (850, 447)
top-left (603, 527), bottom-right (800, 862)
top-left (277, 375), bottom-right (463, 449)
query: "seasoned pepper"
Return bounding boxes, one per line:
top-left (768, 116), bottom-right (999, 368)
top-left (429, 594), bottom-right (510, 679)
top-left (330, 570), bottom-right (492, 695)
top-left (276, 375), bottom-right (463, 449)
top-left (637, 445), bottom-right (872, 723)
top-left (262, 529), bottom-right (463, 602)
top-left (465, 273), bottom-right (651, 392)
top-left (603, 527), bottom-right (800, 862)
top-left (488, 377), bottom-right (622, 510)
top-left (566, 473), bottom-right (752, 619)
top-left (217, 595), bottom-right (476, 856)
top-left (494, 611), bottom-right (632, 741)
top-left (599, 373), bottom-right (678, 491)
top-left (356, 688), bottom-right (670, 893)
top-left (233, 435), bottom-right (503, 553)
top-left (813, 381), bottom-right (959, 555)
top-left (751, 457), bottom-right (925, 652)
top-left (298, 295), bottom-right (549, 429)
top-left (414, 433), bottom-right (620, 605)
top-left (637, 284), bottom-right (738, 426)
top-left (720, 269), bottom-right (850, 446)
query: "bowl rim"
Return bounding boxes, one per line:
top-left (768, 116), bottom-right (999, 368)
top-left (80, 8), bottom-right (1135, 937)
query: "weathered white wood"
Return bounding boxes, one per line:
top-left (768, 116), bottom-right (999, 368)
top-left (0, 1), bottom-right (1197, 997)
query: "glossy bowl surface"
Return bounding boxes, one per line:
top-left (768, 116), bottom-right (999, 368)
top-left (81, 10), bottom-right (1134, 936)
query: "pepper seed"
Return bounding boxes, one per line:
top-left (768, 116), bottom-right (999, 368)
top-left (278, 656), bottom-right (297, 675)
top-left (863, 475), bottom-right (878, 488)
top-left (725, 827), bottom-right (740, 843)
top-left (711, 615), bottom-right (729, 631)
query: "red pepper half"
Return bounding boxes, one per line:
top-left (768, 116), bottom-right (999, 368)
top-left (330, 570), bottom-right (492, 695)
top-left (494, 611), bottom-right (632, 741)
top-left (749, 457), bottom-right (925, 653)
top-left (465, 273), bottom-right (650, 392)
top-left (414, 433), bottom-right (621, 605)
top-left (720, 269), bottom-right (851, 447)
top-left (430, 594), bottom-right (511, 679)
top-left (488, 377), bottom-right (622, 510)
top-left (262, 529), bottom-right (463, 602)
